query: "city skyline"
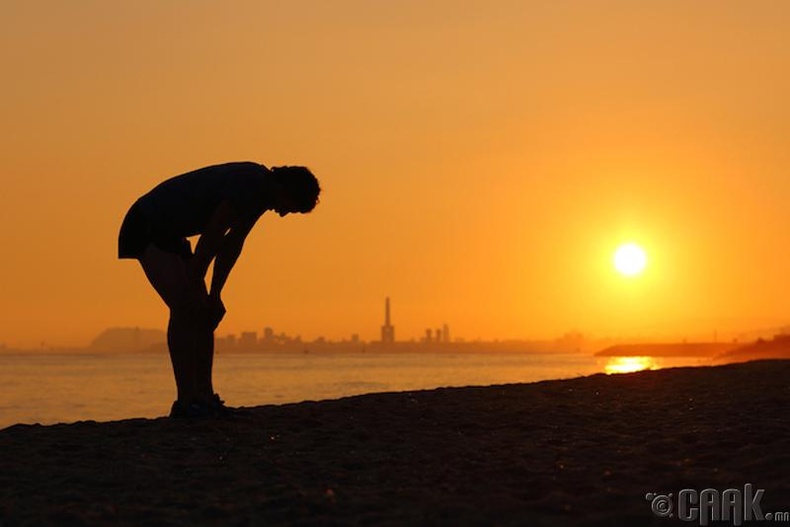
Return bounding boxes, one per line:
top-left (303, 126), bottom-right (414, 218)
top-left (4, 294), bottom-right (787, 354)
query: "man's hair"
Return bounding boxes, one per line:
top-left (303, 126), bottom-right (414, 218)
top-left (270, 166), bottom-right (321, 213)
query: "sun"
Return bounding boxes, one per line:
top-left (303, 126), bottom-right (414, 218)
top-left (613, 243), bottom-right (647, 277)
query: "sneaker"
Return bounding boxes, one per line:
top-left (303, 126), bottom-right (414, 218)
top-left (169, 399), bottom-right (214, 419)
top-left (210, 393), bottom-right (233, 417)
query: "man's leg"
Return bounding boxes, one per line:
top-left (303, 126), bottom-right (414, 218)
top-left (138, 244), bottom-right (199, 404)
top-left (192, 280), bottom-right (215, 402)
top-left (167, 310), bottom-right (198, 403)
top-left (194, 322), bottom-right (215, 401)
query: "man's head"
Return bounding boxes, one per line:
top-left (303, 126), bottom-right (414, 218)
top-left (269, 166), bottom-right (321, 216)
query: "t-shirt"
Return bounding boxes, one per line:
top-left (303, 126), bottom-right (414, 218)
top-left (135, 162), bottom-right (271, 240)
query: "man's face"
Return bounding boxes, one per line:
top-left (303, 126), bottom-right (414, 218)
top-left (274, 194), bottom-right (298, 217)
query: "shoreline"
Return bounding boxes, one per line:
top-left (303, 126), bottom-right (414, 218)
top-left (2, 359), bottom-right (789, 525)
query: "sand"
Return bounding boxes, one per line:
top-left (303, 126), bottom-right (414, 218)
top-left (1, 359), bottom-right (789, 526)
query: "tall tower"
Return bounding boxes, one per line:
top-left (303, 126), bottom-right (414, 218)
top-left (381, 297), bottom-right (395, 344)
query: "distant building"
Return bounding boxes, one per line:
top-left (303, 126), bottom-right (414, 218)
top-left (214, 333), bottom-right (237, 353)
top-left (239, 331), bottom-right (257, 351)
top-left (442, 324), bottom-right (450, 343)
top-left (261, 327), bottom-right (275, 348)
top-left (381, 297), bottom-right (395, 344)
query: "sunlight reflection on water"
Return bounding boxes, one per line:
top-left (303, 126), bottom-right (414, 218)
top-left (604, 356), bottom-right (658, 374)
top-left (602, 355), bottom-right (713, 375)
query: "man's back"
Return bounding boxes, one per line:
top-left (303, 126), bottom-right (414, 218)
top-left (136, 162), bottom-right (270, 239)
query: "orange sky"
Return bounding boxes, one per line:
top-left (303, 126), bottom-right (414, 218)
top-left (1, 1), bottom-right (789, 347)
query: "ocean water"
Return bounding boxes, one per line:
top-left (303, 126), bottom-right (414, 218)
top-left (0, 351), bottom-right (708, 429)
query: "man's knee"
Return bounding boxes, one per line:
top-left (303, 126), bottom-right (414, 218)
top-left (169, 303), bottom-right (189, 320)
top-left (169, 302), bottom-right (213, 332)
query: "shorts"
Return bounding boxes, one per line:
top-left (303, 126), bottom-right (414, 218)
top-left (118, 201), bottom-right (192, 260)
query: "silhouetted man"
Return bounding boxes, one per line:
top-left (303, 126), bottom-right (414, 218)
top-left (119, 162), bottom-right (320, 418)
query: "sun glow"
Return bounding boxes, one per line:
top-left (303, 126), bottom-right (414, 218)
top-left (613, 243), bottom-right (647, 277)
top-left (604, 356), bottom-right (658, 374)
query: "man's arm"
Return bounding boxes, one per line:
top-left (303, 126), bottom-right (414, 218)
top-left (208, 218), bottom-right (255, 299)
top-left (187, 199), bottom-right (255, 296)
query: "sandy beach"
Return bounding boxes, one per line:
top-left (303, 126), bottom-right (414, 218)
top-left (1, 359), bottom-right (788, 526)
